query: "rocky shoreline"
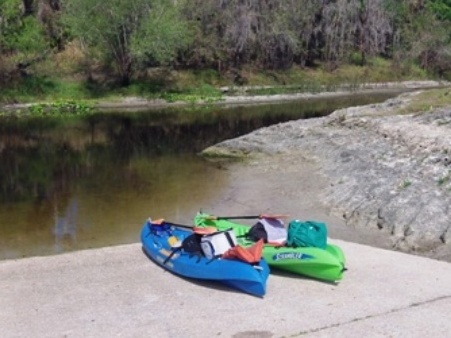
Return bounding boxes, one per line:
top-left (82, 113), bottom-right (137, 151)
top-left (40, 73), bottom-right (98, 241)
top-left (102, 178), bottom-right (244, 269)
top-left (202, 90), bottom-right (451, 261)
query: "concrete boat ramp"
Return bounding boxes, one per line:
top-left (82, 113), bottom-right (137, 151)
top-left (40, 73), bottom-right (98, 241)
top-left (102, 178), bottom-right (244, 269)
top-left (1, 239), bottom-right (451, 337)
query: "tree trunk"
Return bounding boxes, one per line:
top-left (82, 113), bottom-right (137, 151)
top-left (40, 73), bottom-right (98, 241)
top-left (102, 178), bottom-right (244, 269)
top-left (23, 0), bottom-right (35, 16)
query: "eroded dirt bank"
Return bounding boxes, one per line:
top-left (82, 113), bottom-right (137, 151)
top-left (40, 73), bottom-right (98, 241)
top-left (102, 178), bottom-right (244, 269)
top-left (202, 91), bottom-right (451, 262)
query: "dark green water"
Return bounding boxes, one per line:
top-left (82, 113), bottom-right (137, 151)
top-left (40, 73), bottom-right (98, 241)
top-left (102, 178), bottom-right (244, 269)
top-left (0, 93), bottom-right (400, 260)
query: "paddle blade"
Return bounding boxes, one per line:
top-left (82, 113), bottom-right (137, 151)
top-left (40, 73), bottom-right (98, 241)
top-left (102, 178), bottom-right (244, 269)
top-left (148, 218), bottom-right (165, 225)
top-left (150, 219), bottom-right (196, 230)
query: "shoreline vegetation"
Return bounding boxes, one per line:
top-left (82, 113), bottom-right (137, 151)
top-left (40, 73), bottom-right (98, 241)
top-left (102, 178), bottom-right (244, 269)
top-left (93, 80), bottom-right (451, 109)
top-left (1, 80), bottom-right (450, 115)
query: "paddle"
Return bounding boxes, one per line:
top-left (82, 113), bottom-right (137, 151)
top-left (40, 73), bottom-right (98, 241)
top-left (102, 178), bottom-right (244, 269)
top-left (150, 218), bottom-right (193, 229)
top-left (149, 218), bottom-right (217, 234)
top-left (201, 214), bottom-right (289, 221)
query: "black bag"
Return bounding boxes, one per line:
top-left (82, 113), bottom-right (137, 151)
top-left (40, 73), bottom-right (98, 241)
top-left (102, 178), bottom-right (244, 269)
top-left (182, 233), bottom-right (203, 254)
top-left (247, 223), bottom-right (268, 243)
top-left (164, 233), bottom-right (203, 264)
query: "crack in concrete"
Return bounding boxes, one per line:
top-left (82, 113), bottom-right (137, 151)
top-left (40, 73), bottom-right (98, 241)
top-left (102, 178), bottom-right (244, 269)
top-left (292, 294), bottom-right (451, 336)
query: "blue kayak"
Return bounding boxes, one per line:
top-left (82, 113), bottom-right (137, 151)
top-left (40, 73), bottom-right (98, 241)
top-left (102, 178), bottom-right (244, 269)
top-left (140, 220), bottom-right (270, 297)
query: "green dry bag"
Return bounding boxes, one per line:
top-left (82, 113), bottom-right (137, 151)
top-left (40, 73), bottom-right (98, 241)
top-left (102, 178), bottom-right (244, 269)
top-left (286, 220), bottom-right (327, 249)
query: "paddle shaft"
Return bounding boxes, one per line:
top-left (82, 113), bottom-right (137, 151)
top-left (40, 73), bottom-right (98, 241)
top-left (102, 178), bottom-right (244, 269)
top-left (216, 215), bottom-right (261, 220)
top-left (205, 214), bottom-right (289, 220)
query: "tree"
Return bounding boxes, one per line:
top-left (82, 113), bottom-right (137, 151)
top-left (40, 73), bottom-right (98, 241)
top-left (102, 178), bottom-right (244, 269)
top-left (385, 0), bottom-right (451, 76)
top-left (428, 0), bottom-right (451, 21)
top-left (62, 0), bottom-right (191, 86)
top-left (317, 0), bottom-right (393, 66)
top-left (131, 1), bottom-right (192, 67)
top-left (0, 0), bottom-right (49, 84)
top-left (182, 0), bottom-right (306, 70)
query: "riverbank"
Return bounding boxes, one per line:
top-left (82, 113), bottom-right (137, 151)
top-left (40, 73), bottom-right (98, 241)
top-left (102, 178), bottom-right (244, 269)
top-left (2, 80), bottom-right (450, 261)
top-left (94, 80), bottom-right (447, 110)
top-left (1, 80), bottom-right (447, 112)
top-left (98, 79), bottom-right (451, 262)
top-left (202, 88), bottom-right (451, 262)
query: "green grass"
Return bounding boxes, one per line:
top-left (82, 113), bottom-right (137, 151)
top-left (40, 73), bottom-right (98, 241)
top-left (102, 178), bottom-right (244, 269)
top-left (396, 88), bottom-right (451, 115)
top-left (0, 100), bottom-right (94, 117)
top-left (161, 84), bottom-right (223, 103)
top-left (400, 179), bottom-right (412, 189)
top-left (0, 56), bottom-right (439, 107)
top-left (438, 171), bottom-right (451, 186)
top-left (1, 77), bottom-right (92, 104)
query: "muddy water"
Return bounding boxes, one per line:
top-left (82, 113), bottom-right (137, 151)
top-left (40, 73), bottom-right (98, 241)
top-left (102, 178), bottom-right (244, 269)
top-left (0, 93), bottom-right (401, 260)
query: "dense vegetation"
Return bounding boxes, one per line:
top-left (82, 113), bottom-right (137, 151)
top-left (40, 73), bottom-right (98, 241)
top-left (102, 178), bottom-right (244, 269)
top-left (1, 0), bottom-right (451, 103)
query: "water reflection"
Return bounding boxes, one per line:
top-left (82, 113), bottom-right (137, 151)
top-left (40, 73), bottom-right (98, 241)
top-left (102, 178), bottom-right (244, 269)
top-left (53, 197), bottom-right (78, 251)
top-left (0, 93), bottom-right (400, 259)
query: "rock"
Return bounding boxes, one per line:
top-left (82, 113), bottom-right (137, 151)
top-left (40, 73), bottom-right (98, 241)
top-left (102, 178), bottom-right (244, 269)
top-left (201, 91), bottom-right (451, 259)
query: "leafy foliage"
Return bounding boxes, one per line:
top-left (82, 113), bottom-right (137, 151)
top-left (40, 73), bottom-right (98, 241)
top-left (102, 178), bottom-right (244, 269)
top-left (428, 0), bottom-right (451, 21)
top-left (2, 0), bottom-right (451, 92)
top-left (62, 0), bottom-right (191, 85)
top-left (131, 0), bottom-right (193, 64)
top-left (0, 0), bottom-right (49, 84)
top-left (0, 101), bottom-right (93, 118)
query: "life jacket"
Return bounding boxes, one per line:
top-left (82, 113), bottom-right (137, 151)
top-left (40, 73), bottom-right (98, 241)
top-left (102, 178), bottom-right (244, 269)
top-left (222, 239), bottom-right (264, 264)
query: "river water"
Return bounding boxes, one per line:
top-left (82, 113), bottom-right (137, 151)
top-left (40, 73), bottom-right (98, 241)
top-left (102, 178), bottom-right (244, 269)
top-left (0, 93), bottom-right (402, 260)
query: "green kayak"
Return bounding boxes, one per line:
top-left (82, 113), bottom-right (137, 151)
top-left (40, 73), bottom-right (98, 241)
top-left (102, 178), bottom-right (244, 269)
top-left (194, 212), bottom-right (346, 282)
